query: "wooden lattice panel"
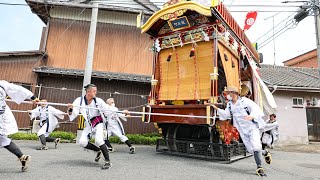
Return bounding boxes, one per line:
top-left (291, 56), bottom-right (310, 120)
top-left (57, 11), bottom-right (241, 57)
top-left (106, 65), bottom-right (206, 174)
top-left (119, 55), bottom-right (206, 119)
top-left (158, 41), bottom-right (214, 100)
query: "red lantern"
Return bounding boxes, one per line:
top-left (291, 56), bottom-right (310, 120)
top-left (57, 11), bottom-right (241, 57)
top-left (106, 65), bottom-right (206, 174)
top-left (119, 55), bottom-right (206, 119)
top-left (229, 36), bottom-right (234, 45)
top-left (189, 47), bottom-right (195, 57)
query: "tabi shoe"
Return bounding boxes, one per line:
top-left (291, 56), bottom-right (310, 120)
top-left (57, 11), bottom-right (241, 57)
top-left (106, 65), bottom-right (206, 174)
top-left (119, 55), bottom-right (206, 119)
top-left (95, 151), bottom-right (102, 162)
top-left (19, 155), bottom-right (31, 172)
top-left (101, 161), bottom-right (112, 170)
top-left (129, 146), bottom-right (135, 154)
top-left (264, 149), bottom-right (272, 164)
top-left (107, 147), bottom-right (114, 153)
top-left (256, 167), bottom-right (267, 177)
top-left (37, 145), bottom-right (48, 150)
top-left (54, 138), bottom-right (61, 148)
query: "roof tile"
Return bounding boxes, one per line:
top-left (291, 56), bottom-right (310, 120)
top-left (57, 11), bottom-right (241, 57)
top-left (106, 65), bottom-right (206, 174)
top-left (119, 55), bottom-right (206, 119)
top-left (260, 64), bottom-right (320, 88)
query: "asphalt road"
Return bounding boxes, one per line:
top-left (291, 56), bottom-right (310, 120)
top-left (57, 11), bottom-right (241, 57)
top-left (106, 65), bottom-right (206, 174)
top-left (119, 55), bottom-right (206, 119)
top-left (1, 140), bottom-right (320, 180)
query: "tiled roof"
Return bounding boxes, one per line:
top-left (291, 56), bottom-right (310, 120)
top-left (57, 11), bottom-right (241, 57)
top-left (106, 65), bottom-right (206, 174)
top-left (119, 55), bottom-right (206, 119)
top-left (260, 64), bottom-right (320, 89)
top-left (33, 66), bottom-right (152, 83)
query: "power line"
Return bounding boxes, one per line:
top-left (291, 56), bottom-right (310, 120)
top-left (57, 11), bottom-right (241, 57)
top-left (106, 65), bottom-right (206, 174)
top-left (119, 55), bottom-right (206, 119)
top-left (0, 2), bottom-right (298, 13)
top-left (118, 40), bottom-right (153, 73)
top-left (257, 11), bottom-right (315, 49)
top-left (258, 22), bottom-right (293, 48)
top-left (0, 2), bottom-right (28, 6)
top-left (254, 12), bottom-right (296, 42)
top-left (258, 20), bottom-right (296, 49)
top-left (226, 0), bottom-right (236, 10)
top-left (226, 4), bottom-right (301, 7)
top-left (32, 7), bottom-right (87, 69)
top-left (0, 1), bottom-right (302, 7)
top-left (230, 10), bottom-right (300, 12)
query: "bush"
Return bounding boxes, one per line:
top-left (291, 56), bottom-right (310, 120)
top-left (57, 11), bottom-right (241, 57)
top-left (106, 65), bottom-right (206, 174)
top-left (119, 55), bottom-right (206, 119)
top-left (89, 133), bottom-right (161, 145)
top-left (50, 131), bottom-right (76, 141)
top-left (9, 133), bottom-right (38, 140)
top-left (107, 133), bottom-right (160, 145)
top-left (9, 131), bottom-right (76, 141)
top-left (141, 132), bottom-right (161, 137)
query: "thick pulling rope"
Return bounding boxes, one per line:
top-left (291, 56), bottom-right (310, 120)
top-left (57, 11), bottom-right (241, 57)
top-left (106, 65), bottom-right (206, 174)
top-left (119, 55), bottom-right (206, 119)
top-left (11, 110), bottom-right (75, 124)
top-left (6, 99), bottom-right (216, 119)
top-left (10, 110), bottom-right (68, 115)
top-left (11, 110), bottom-right (141, 118)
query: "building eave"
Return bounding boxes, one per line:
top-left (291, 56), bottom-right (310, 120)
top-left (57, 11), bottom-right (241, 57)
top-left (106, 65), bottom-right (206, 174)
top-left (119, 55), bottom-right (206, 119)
top-left (33, 66), bottom-right (152, 83)
top-left (283, 49), bottom-right (316, 64)
top-left (26, 0), bottom-right (154, 24)
top-left (267, 85), bottom-right (320, 93)
top-left (141, 1), bottom-right (211, 34)
top-left (134, 0), bottom-right (159, 12)
top-left (0, 50), bottom-right (45, 57)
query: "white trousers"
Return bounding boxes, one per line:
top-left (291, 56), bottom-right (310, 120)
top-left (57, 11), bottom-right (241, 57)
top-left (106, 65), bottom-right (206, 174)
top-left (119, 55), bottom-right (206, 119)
top-left (0, 135), bottom-right (11, 147)
top-left (106, 125), bottom-right (128, 142)
top-left (79, 123), bottom-right (105, 147)
top-left (240, 128), bottom-right (262, 154)
top-left (37, 124), bottom-right (50, 137)
top-left (261, 133), bottom-right (271, 146)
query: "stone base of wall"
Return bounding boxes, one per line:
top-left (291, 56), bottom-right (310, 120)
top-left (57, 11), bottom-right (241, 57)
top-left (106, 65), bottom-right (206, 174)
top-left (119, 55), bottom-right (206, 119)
top-left (276, 135), bottom-right (309, 146)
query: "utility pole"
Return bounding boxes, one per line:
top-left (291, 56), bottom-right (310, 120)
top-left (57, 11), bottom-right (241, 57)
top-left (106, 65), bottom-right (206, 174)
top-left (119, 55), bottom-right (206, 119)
top-left (264, 12), bottom-right (281, 65)
top-left (313, 0), bottom-right (320, 73)
top-left (78, 2), bottom-right (98, 143)
top-left (272, 17), bottom-right (276, 65)
top-left (283, 0), bottom-right (320, 85)
top-left (82, 3), bottom-right (99, 96)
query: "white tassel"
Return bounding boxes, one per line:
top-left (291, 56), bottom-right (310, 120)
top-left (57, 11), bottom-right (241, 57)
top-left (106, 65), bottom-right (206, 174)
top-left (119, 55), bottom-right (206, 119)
top-left (202, 31), bottom-right (209, 41)
top-left (155, 38), bottom-right (161, 52)
top-left (179, 34), bottom-right (183, 47)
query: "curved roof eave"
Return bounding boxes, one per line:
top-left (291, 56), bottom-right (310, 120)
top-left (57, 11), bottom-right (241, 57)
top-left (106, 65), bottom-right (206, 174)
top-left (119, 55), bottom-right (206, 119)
top-left (141, 1), bottom-right (212, 34)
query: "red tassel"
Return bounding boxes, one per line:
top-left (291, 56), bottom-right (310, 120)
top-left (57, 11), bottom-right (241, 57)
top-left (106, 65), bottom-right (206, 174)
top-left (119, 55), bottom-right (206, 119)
top-left (167, 52), bottom-right (172, 62)
top-left (189, 47), bottom-right (195, 57)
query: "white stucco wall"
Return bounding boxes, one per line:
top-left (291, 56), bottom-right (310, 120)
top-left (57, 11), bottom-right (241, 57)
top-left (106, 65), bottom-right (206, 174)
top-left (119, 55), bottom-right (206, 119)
top-left (272, 90), bottom-right (320, 145)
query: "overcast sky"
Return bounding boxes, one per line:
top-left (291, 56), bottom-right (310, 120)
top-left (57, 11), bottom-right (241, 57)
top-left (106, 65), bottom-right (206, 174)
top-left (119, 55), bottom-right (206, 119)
top-left (0, 0), bottom-right (316, 65)
top-left (0, 0), bottom-right (44, 52)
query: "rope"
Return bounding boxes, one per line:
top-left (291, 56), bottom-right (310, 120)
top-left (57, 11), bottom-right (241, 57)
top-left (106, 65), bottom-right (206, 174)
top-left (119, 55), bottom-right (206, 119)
top-left (6, 99), bottom-right (217, 120)
top-left (121, 104), bottom-right (147, 110)
top-left (11, 109), bottom-right (140, 118)
top-left (10, 109), bottom-right (67, 115)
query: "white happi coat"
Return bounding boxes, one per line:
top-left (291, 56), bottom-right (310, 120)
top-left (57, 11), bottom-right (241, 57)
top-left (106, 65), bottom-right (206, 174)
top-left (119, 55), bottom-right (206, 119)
top-left (0, 80), bottom-right (34, 136)
top-left (68, 96), bottom-right (118, 147)
top-left (29, 105), bottom-right (64, 137)
top-left (105, 105), bottom-right (128, 142)
top-left (217, 97), bottom-right (265, 153)
top-left (0, 80), bottom-right (34, 147)
top-left (261, 119), bottom-right (279, 147)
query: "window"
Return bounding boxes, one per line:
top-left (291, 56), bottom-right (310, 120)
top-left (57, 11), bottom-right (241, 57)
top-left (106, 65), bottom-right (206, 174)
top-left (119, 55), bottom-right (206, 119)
top-left (292, 97), bottom-right (304, 106)
top-left (312, 97), bottom-right (318, 106)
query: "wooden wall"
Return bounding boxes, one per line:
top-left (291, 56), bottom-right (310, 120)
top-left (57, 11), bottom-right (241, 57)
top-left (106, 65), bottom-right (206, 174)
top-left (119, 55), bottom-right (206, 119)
top-left (0, 55), bottom-right (39, 86)
top-left (46, 18), bottom-right (153, 75)
top-left (37, 75), bottom-right (156, 134)
top-left (0, 55), bottom-right (40, 129)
